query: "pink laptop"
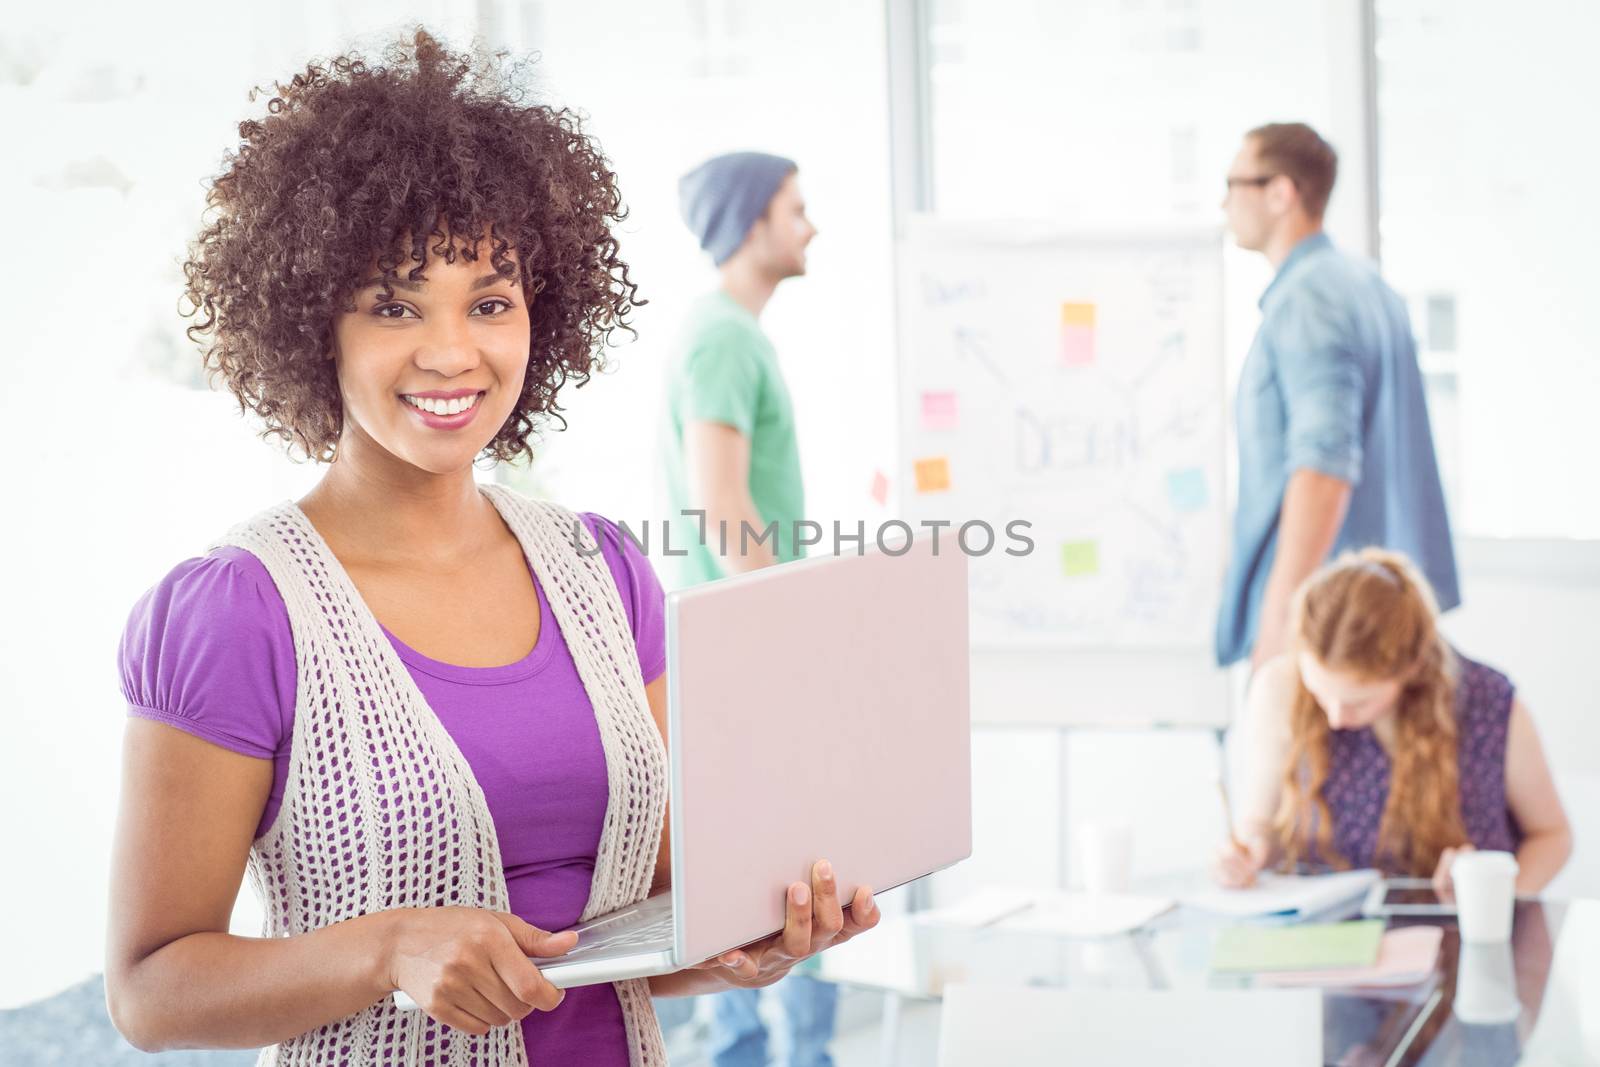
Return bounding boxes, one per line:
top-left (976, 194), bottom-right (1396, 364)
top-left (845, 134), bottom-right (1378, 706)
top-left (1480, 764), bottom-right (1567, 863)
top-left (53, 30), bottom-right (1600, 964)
top-left (394, 532), bottom-right (970, 1005)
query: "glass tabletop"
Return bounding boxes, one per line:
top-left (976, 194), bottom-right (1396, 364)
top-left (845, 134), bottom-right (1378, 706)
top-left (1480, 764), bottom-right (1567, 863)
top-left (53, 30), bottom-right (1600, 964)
top-left (818, 893), bottom-right (1587, 1066)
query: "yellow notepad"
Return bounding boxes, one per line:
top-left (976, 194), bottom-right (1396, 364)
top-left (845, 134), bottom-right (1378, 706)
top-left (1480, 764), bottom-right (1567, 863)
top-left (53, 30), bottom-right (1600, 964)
top-left (1211, 919), bottom-right (1385, 973)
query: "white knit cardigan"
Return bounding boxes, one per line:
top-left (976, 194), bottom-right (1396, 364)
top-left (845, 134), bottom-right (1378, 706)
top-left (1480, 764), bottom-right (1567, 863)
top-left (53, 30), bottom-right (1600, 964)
top-left (217, 486), bottom-right (668, 1066)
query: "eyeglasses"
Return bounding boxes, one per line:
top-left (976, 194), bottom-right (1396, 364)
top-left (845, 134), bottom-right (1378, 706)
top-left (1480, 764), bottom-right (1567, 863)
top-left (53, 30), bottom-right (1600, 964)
top-left (1225, 174), bottom-right (1278, 190)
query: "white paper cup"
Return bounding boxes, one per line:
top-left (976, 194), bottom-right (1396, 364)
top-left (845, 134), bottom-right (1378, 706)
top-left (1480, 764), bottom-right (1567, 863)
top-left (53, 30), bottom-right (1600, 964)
top-left (1076, 819), bottom-right (1133, 894)
top-left (1452, 850), bottom-right (1519, 944)
top-left (1454, 941), bottom-right (1522, 1025)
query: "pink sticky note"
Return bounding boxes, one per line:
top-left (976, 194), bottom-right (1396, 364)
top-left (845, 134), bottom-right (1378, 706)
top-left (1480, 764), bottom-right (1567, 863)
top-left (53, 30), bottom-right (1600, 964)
top-left (1061, 325), bottom-right (1094, 367)
top-left (870, 470), bottom-right (889, 506)
top-left (921, 391), bottom-right (959, 431)
top-left (1060, 302), bottom-right (1096, 367)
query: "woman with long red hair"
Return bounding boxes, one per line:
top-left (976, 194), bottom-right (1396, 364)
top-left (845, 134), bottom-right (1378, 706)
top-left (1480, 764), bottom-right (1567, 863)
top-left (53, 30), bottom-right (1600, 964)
top-left (1215, 549), bottom-right (1571, 894)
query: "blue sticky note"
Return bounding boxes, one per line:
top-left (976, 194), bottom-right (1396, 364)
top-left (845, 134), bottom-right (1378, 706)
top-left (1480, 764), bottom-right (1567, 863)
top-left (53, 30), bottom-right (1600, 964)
top-left (1167, 468), bottom-right (1209, 513)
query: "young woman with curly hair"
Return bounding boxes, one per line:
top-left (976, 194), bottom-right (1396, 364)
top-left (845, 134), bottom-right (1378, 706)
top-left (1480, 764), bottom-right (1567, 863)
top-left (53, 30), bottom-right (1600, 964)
top-left (1213, 549), bottom-right (1571, 895)
top-left (105, 30), bottom-right (877, 1066)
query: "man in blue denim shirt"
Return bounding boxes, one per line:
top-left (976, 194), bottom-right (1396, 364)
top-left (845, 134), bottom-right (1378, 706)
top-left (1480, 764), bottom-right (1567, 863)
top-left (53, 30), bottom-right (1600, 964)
top-left (1217, 122), bottom-right (1458, 669)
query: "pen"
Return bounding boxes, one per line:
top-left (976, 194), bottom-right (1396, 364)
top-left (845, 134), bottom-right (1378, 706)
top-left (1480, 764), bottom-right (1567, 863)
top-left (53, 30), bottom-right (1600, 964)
top-left (1218, 778), bottom-right (1244, 852)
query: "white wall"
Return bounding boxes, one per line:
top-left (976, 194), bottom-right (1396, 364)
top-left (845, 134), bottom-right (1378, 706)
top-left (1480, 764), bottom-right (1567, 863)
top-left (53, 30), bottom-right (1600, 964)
top-left (493, 1), bottom-right (899, 561)
top-left (1377, 0), bottom-right (1600, 540)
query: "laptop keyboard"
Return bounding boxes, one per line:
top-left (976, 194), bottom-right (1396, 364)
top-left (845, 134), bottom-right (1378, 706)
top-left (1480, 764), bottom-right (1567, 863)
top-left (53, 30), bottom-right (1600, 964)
top-left (552, 897), bottom-right (675, 961)
top-left (575, 909), bottom-right (675, 953)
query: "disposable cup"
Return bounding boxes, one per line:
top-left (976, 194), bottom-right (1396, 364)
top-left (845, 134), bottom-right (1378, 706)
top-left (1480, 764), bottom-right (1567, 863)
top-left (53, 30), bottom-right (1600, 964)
top-left (1453, 850), bottom-right (1518, 944)
top-left (1076, 820), bottom-right (1133, 895)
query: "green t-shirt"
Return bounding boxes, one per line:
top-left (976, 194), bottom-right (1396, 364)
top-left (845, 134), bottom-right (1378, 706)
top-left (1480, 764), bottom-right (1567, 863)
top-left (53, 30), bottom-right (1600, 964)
top-left (663, 292), bottom-right (805, 586)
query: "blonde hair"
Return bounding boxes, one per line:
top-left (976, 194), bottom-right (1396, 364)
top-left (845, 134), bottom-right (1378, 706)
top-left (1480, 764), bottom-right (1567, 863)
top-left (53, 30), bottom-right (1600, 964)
top-left (1273, 549), bottom-right (1463, 875)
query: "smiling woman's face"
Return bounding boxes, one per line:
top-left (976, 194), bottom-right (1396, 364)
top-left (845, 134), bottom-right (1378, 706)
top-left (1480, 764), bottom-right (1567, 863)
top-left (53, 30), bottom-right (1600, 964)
top-left (330, 238), bottom-right (532, 476)
top-left (1297, 650), bottom-right (1405, 731)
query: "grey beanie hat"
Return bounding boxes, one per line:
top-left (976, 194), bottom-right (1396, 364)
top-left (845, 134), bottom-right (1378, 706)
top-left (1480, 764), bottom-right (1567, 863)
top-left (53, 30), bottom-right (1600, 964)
top-left (678, 151), bottom-right (798, 266)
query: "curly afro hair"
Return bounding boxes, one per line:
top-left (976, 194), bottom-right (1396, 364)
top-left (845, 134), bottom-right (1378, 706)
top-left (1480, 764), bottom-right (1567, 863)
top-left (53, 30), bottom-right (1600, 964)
top-left (182, 28), bottom-right (642, 463)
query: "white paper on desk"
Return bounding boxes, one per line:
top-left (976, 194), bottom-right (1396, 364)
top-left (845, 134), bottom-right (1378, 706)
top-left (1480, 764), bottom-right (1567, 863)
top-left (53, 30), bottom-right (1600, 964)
top-left (913, 887), bottom-right (1037, 929)
top-left (937, 984), bottom-right (1322, 1067)
top-left (994, 892), bottom-right (1174, 939)
top-left (1182, 869), bottom-right (1380, 919)
top-left (1517, 899), bottom-right (1600, 1066)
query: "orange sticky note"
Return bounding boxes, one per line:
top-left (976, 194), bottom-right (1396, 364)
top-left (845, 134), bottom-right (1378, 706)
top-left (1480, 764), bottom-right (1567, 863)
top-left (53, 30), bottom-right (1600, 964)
top-left (914, 457), bottom-right (951, 493)
top-left (1061, 302), bottom-right (1096, 367)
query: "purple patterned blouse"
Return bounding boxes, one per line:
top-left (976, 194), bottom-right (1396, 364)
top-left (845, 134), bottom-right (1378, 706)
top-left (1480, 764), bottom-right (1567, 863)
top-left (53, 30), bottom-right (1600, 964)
top-left (1312, 653), bottom-right (1523, 873)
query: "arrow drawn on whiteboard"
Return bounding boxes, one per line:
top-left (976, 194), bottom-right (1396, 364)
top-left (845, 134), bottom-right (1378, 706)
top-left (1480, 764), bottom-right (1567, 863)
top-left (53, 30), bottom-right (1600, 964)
top-left (951, 326), bottom-right (1007, 385)
top-left (1119, 494), bottom-right (1185, 560)
top-left (1129, 331), bottom-right (1186, 391)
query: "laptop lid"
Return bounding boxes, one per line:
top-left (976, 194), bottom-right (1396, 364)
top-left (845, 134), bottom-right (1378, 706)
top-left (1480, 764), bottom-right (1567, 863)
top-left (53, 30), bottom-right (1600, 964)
top-left (667, 533), bottom-right (971, 967)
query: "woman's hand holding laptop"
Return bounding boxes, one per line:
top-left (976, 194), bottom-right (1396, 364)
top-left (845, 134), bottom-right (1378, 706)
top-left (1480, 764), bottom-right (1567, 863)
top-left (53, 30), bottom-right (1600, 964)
top-left (690, 859), bottom-right (878, 989)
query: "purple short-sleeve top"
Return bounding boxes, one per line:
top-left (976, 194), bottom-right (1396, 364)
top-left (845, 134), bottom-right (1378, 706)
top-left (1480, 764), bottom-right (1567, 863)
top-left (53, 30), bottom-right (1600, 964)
top-left (119, 512), bottom-right (665, 1065)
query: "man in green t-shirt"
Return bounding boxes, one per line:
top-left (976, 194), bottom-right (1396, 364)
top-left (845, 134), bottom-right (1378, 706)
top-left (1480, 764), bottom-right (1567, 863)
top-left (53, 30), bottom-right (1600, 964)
top-left (661, 152), bottom-right (838, 1066)
top-left (663, 151), bottom-right (813, 587)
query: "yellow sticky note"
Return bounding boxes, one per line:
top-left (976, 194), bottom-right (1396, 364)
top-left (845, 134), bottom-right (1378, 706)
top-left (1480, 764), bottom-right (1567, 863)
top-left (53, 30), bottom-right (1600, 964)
top-left (914, 457), bottom-right (951, 493)
top-left (1061, 540), bottom-right (1099, 577)
top-left (1061, 302), bottom-right (1096, 327)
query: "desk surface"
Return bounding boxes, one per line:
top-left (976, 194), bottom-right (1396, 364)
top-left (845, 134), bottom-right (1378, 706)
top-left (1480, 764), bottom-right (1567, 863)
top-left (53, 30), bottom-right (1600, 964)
top-left (819, 894), bottom-right (1584, 1066)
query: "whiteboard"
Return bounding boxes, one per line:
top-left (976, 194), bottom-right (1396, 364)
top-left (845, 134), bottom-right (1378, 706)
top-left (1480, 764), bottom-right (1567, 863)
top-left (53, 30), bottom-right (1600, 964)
top-left (896, 220), bottom-right (1232, 727)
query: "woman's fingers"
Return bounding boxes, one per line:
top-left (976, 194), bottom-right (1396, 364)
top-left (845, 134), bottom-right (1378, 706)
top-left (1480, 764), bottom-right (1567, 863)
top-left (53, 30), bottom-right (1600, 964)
top-left (1431, 847), bottom-right (1456, 897)
top-left (494, 912), bottom-right (578, 960)
top-left (698, 867), bottom-right (882, 991)
top-left (427, 1002), bottom-right (498, 1037)
top-left (485, 913), bottom-right (569, 1013)
top-left (1434, 844), bottom-right (1473, 900)
top-left (779, 879), bottom-right (814, 958)
top-left (717, 949), bottom-right (759, 982)
top-left (840, 885), bottom-right (879, 939)
top-left (857, 885), bottom-right (880, 927)
top-left (447, 983), bottom-right (517, 1032)
top-left (810, 860), bottom-right (846, 944)
top-left (486, 939), bottom-right (563, 1015)
top-left (391, 907), bottom-right (572, 1029)
top-left (1214, 839), bottom-right (1264, 888)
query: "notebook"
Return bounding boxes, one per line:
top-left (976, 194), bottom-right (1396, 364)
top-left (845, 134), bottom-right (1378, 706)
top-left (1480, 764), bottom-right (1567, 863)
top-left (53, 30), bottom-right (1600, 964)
top-left (1211, 919), bottom-right (1385, 973)
top-left (1184, 869), bottom-right (1380, 921)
